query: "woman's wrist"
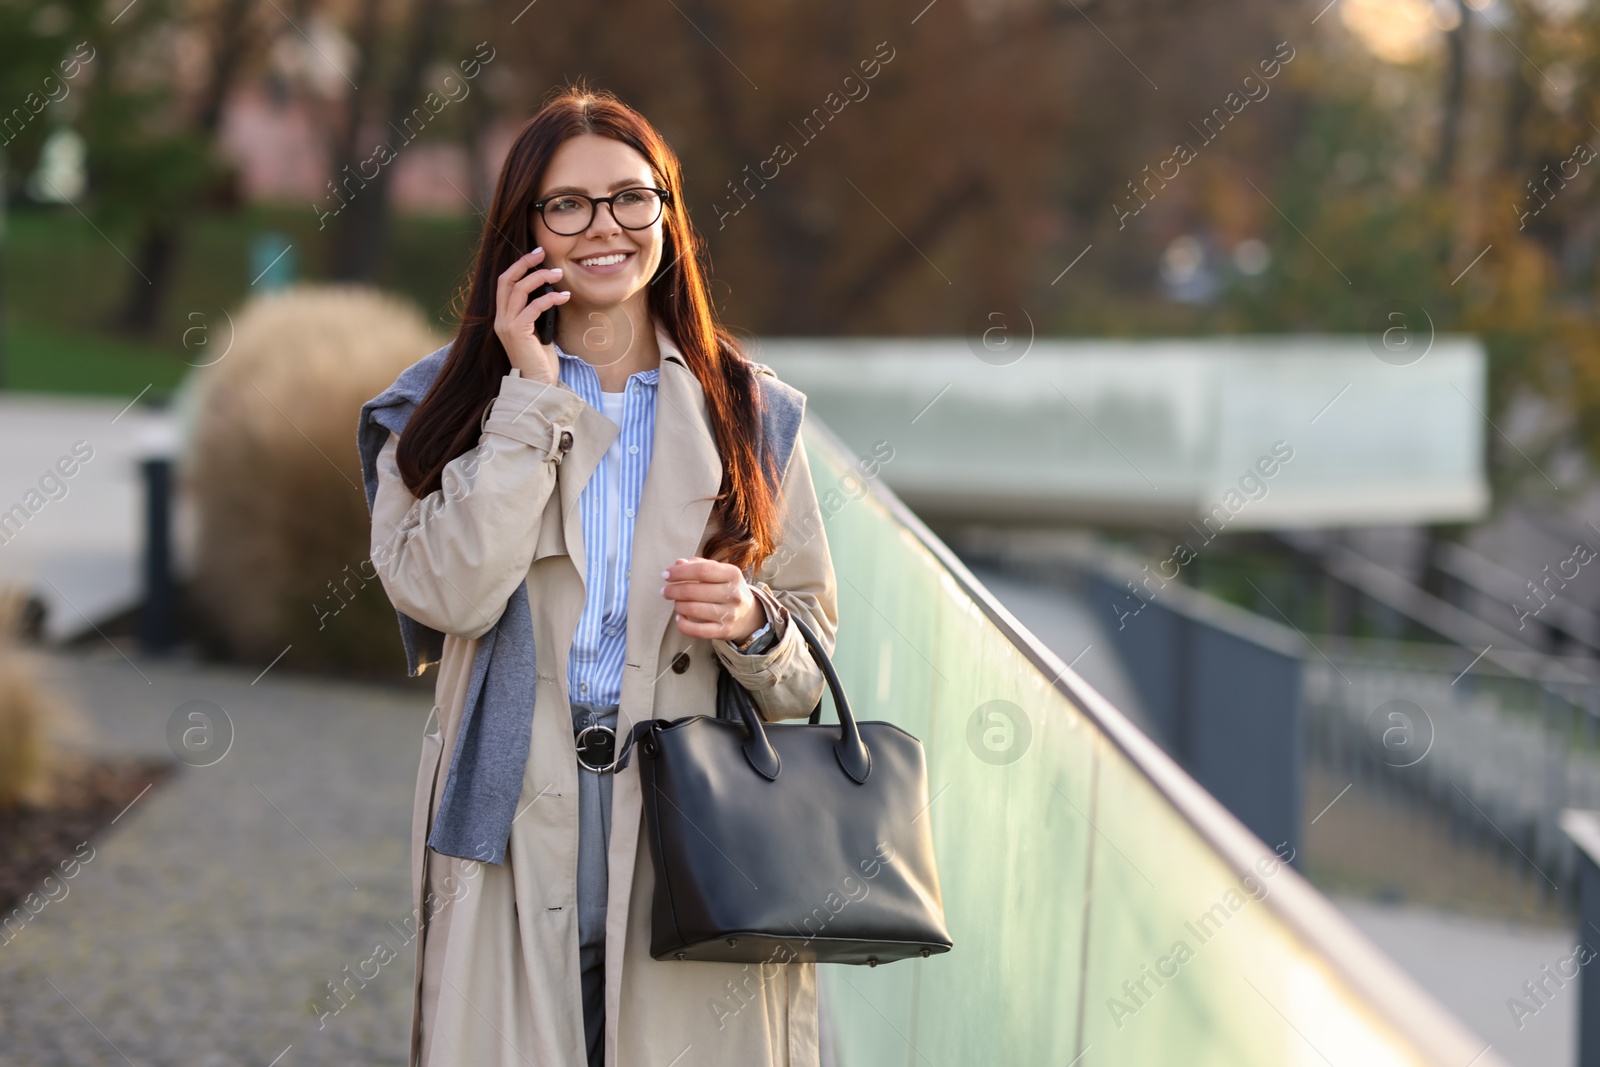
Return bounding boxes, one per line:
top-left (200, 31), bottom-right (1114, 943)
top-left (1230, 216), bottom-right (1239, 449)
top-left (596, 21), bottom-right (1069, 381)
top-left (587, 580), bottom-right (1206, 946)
top-left (727, 591), bottom-right (768, 644)
top-left (731, 585), bottom-right (788, 654)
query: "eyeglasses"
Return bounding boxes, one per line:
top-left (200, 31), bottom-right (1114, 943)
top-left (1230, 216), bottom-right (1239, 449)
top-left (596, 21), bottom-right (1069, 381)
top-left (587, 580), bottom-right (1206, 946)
top-left (531, 186), bottom-right (671, 236)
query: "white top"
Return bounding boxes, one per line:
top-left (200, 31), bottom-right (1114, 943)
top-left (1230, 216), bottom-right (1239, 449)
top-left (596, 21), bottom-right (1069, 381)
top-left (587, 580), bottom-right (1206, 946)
top-left (598, 390), bottom-right (627, 612)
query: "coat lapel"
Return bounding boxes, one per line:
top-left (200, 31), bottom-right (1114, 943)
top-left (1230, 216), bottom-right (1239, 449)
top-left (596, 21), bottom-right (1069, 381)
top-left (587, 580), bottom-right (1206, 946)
top-left (606, 329), bottom-right (722, 1029)
top-left (622, 331), bottom-right (723, 686)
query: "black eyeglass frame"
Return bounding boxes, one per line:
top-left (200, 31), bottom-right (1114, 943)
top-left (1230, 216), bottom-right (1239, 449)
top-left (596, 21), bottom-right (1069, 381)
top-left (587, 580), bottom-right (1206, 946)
top-left (530, 186), bottom-right (673, 236)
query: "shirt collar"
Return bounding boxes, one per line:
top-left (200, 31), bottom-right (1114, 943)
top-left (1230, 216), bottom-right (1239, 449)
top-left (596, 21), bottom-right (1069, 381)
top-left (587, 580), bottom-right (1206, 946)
top-left (554, 341), bottom-right (660, 388)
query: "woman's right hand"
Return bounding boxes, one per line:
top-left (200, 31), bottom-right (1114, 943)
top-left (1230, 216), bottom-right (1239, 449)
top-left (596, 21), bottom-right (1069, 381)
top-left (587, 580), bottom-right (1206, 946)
top-left (494, 247), bottom-right (570, 385)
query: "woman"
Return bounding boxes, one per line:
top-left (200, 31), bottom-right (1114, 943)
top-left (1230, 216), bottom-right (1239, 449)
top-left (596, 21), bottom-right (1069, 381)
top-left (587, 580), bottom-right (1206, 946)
top-left (362, 87), bottom-right (838, 1067)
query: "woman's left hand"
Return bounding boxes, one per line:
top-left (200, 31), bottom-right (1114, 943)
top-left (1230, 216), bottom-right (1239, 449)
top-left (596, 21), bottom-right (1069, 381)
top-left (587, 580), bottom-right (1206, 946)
top-left (662, 557), bottom-right (766, 642)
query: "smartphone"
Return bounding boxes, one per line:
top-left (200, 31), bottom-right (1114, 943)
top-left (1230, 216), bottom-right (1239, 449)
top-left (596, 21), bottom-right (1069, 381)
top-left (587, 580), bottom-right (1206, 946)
top-left (531, 280), bottom-right (557, 345)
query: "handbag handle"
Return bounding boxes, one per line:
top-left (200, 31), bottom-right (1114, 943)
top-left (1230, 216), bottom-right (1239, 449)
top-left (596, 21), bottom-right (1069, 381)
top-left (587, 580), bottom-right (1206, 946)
top-left (614, 613), bottom-right (870, 783)
top-left (725, 613), bottom-right (871, 785)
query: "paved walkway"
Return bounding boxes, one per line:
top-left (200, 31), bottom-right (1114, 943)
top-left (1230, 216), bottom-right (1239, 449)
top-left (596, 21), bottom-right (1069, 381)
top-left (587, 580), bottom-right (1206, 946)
top-left (1337, 897), bottom-right (1576, 1067)
top-left (0, 643), bottom-right (433, 1066)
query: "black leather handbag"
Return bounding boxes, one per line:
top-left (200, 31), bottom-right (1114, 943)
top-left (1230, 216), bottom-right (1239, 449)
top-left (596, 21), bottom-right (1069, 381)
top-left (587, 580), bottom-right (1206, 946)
top-left (616, 614), bottom-right (952, 967)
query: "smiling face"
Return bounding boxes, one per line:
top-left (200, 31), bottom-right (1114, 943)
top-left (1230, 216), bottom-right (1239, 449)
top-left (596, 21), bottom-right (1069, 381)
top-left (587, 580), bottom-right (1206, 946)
top-left (530, 133), bottom-right (666, 315)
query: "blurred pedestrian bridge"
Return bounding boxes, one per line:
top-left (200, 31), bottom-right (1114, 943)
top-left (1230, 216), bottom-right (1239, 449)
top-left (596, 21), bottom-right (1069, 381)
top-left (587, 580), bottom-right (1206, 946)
top-left (756, 335), bottom-right (1489, 528)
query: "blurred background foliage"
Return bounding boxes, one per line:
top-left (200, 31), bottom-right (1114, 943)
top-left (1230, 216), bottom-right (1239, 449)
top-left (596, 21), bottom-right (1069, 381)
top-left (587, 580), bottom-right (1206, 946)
top-left (4, 0), bottom-right (1600, 493)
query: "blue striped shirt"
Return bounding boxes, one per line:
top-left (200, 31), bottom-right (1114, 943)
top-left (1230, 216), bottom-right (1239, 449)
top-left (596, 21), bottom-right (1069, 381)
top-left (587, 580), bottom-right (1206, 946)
top-left (557, 346), bottom-right (659, 705)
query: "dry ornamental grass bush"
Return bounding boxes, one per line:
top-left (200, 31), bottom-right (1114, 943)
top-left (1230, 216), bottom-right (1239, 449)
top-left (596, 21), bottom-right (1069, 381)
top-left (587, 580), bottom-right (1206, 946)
top-left (0, 588), bottom-right (88, 809)
top-left (0, 589), bottom-right (175, 916)
top-left (183, 285), bottom-right (444, 677)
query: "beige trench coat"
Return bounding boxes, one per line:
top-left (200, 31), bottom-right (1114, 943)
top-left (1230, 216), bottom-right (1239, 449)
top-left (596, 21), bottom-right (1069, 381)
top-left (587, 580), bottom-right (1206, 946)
top-left (369, 328), bottom-right (839, 1067)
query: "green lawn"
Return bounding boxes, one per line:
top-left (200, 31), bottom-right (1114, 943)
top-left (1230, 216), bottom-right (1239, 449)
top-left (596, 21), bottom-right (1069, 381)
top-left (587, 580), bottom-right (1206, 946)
top-left (0, 321), bottom-right (190, 398)
top-left (2, 203), bottom-right (479, 398)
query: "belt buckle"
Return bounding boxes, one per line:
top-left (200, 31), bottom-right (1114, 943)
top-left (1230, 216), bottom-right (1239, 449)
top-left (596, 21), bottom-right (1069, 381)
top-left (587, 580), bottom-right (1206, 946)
top-left (575, 723), bottom-right (618, 773)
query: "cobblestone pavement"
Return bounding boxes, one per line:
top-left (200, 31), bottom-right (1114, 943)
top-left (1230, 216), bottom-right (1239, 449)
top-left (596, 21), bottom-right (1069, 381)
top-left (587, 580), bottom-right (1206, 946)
top-left (0, 643), bottom-right (435, 1067)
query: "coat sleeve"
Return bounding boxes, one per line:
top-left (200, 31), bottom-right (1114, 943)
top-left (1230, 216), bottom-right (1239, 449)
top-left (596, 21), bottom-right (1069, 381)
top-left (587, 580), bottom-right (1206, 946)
top-left (712, 432), bottom-right (839, 721)
top-left (370, 371), bottom-right (590, 640)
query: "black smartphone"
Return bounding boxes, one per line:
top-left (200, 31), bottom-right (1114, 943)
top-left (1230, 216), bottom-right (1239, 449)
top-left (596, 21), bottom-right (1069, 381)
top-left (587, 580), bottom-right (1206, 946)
top-left (531, 280), bottom-right (557, 345)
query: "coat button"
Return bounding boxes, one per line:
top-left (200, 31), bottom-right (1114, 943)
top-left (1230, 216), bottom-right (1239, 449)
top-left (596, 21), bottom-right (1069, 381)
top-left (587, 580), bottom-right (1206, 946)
top-left (558, 430), bottom-right (573, 453)
top-left (670, 652), bottom-right (691, 674)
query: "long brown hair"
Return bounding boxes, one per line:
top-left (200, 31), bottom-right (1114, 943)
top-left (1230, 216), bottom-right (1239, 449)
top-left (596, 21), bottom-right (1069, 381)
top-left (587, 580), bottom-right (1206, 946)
top-left (396, 85), bottom-right (779, 572)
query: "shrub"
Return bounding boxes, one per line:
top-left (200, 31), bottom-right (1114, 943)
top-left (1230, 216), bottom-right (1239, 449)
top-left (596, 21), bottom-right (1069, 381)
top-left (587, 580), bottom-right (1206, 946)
top-left (182, 285), bottom-right (445, 678)
top-left (0, 588), bottom-right (84, 809)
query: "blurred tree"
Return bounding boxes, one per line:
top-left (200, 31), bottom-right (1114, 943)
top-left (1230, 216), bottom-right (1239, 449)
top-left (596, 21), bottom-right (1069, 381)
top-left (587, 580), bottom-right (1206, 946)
top-left (461, 0), bottom-right (1285, 335)
top-left (1, 0), bottom-right (261, 338)
top-left (92, 0), bottom-right (258, 335)
top-left (0, 0), bottom-right (97, 167)
top-left (1205, 0), bottom-right (1600, 501)
top-left (325, 0), bottom-right (453, 281)
top-left (1432, 0), bottom-right (1467, 184)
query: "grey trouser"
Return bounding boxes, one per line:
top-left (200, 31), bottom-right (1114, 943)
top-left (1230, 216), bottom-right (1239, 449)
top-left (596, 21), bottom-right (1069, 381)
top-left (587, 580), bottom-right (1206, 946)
top-left (572, 700), bottom-right (618, 1067)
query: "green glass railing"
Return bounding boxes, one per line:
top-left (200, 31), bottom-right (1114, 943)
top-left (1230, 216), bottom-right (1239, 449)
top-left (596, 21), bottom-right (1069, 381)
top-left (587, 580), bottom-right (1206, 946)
top-left (802, 423), bottom-right (1500, 1067)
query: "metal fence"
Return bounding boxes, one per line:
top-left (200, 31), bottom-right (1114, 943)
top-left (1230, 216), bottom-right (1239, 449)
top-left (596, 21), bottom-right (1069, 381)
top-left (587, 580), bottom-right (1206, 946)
top-left (1302, 636), bottom-right (1600, 903)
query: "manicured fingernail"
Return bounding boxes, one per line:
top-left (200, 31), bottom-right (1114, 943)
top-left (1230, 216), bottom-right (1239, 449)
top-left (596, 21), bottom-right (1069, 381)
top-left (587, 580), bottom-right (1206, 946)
top-left (662, 570), bottom-right (671, 579)
top-left (531, 246), bottom-right (542, 254)
top-left (659, 586), bottom-right (666, 596)
top-left (550, 268), bottom-right (562, 275)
